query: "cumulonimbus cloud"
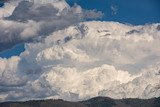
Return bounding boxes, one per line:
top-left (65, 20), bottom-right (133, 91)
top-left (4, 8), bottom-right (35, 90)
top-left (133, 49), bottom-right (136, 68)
top-left (0, 20), bottom-right (160, 102)
top-left (0, 0), bottom-right (160, 103)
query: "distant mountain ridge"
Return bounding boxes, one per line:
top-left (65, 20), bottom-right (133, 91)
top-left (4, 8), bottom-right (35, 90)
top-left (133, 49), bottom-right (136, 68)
top-left (0, 97), bottom-right (160, 107)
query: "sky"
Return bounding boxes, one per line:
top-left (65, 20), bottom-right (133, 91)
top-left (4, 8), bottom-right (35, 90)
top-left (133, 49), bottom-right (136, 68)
top-left (67, 0), bottom-right (160, 24)
top-left (0, 0), bottom-right (160, 102)
top-left (0, 0), bottom-right (160, 58)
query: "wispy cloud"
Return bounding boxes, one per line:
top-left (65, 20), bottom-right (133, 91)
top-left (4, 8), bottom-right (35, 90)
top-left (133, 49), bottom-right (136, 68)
top-left (111, 5), bottom-right (118, 15)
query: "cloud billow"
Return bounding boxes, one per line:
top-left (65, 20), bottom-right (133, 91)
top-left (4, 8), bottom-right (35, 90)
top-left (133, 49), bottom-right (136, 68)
top-left (0, 0), bottom-right (103, 52)
top-left (0, 0), bottom-right (160, 103)
top-left (0, 20), bottom-right (160, 101)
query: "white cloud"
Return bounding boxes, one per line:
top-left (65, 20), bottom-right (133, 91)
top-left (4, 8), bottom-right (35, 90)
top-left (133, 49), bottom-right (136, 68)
top-left (0, 19), bottom-right (41, 51)
top-left (20, 20), bottom-right (41, 39)
top-left (0, 21), bottom-right (160, 102)
top-left (111, 5), bottom-right (118, 15)
top-left (0, 56), bottom-right (27, 87)
top-left (0, 3), bottom-right (15, 18)
top-left (0, 0), bottom-right (103, 52)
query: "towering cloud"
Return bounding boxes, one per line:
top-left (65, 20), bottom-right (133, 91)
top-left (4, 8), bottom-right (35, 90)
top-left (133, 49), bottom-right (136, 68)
top-left (0, 0), bottom-right (160, 103)
top-left (0, 21), bottom-right (160, 102)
